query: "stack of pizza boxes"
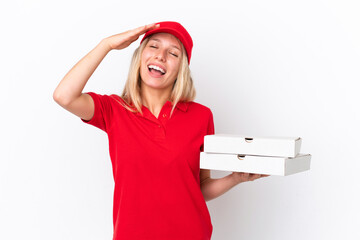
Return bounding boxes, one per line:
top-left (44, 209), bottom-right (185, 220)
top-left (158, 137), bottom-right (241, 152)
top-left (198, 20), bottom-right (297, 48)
top-left (200, 134), bottom-right (311, 176)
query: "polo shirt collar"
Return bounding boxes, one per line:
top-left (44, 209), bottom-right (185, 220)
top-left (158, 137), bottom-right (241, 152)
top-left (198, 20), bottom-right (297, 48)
top-left (135, 100), bottom-right (188, 121)
top-left (172, 101), bottom-right (188, 112)
top-left (141, 100), bottom-right (188, 113)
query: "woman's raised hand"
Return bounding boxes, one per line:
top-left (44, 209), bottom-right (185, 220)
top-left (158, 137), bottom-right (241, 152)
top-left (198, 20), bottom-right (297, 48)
top-left (103, 23), bottom-right (160, 51)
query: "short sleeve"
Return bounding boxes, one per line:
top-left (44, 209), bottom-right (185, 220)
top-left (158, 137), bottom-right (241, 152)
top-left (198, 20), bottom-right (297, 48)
top-left (80, 92), bottom-right (113, 133)
top-left (200, 109), bottom-right (215, 152)
top-left (207, 110), bottom-right (215, 136)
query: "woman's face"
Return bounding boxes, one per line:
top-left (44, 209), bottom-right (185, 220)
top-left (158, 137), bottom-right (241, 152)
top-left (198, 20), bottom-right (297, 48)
top-left (140, 33), bottom-right (183, 92)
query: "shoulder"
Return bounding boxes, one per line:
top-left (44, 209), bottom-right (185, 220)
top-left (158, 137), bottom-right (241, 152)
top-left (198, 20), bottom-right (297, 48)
top-left (186, 101), bottom-right (213, 116)
top-left (108, 93), bottom-right (125, 103)
top-left (85, 92), bottom-right (118, 103)
top-left (109, 94), bottom-right (138, 112)
top-left (88, 92), bottom-right (134, 111)
top-left (106, 94), bottom-right (129, 106)
top-left (187, 101), bottom-right (211, 111)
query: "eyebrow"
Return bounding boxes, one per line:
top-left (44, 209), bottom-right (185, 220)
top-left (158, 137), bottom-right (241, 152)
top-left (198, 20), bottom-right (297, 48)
top-left (149, 38), bottom-right (181, 51)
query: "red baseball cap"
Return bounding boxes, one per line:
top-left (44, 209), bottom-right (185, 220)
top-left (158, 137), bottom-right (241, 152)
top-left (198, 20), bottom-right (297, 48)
top-left (140, 21), bottom-right (193, 64)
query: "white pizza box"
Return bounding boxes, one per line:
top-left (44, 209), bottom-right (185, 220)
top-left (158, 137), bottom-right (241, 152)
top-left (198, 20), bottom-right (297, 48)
top-left (204, 134), bottom-right (302, 158)
top-left (200, 152), bottom-right (311, 176)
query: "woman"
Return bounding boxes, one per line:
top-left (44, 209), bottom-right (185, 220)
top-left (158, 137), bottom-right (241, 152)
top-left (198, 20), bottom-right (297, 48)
top-left (53, 21), bottom-right (267, 240)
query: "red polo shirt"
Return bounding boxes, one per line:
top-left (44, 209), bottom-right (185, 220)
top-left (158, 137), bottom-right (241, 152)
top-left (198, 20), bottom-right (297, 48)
top-left (81, 92), bottom-right (215, 240)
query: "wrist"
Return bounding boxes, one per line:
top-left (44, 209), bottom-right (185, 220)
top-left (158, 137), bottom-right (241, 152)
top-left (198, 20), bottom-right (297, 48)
top-left (99, 38), bottom-right (113, 52)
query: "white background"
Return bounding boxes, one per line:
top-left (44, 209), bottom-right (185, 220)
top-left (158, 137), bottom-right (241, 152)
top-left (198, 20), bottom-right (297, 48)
top-left (1, 0), bottom-right (359, 239)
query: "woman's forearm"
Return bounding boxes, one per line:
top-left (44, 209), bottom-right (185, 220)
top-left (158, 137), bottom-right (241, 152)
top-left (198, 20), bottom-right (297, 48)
top-left (200, 173), bottom-right (239, 202)
top-left (53, 39), bottom-right (112, 105)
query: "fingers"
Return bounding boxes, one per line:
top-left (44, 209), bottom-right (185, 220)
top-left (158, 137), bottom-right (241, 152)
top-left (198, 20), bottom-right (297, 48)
top-left (123, 23), bottom-right (160, 44)
top-left (144, 23), bottom-right (160, 32)
top-left (248, 173), bottom-right (261, 181)
top-left (132, 23), bottom-right (160, 37)
top-left (105, 23), bottom-right (160, 51)
top-left (244, 173), bottom-right (270, 181)
top-left (232, 172), bottom-right (271, 184)
top-left (241, 172), bottom-right (250, 178)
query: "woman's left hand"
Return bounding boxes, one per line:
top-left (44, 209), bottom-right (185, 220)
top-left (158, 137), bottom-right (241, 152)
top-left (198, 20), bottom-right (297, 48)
top-left (231, 172), bottom-right (270, 184)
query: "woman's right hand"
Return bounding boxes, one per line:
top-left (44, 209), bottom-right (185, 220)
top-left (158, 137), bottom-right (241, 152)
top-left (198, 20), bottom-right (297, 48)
top-left (103, 23), bottom-right (160, 51)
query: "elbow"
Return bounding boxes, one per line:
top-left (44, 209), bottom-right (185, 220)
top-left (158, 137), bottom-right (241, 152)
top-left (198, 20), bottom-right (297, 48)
top-left (53, 90), bottom-right (70, 107)
top-left (200, 185), bottom-right (212, 202)
top-left (200, 178), bottom-right (216, 202)
top-left (52, 90), bottom-right (60, 103)
top-left (53, 90), bottom-right (63, 105)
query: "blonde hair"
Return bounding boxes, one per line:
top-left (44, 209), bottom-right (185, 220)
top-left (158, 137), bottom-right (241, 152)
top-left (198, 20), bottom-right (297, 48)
top-left (114, 37), bottom-right (196, 118)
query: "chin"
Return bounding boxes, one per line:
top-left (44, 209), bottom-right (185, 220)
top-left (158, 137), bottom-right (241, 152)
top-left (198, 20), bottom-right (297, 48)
top-left (141, 79), bottom-right (166, 89)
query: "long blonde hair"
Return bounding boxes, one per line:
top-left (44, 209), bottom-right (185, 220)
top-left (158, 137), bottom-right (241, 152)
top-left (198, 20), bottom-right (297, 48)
top-left (114, 37), bottom-right (196, 118)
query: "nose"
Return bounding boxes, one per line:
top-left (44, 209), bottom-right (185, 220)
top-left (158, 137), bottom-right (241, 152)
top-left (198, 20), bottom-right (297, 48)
top-left (155, 49), bottom-right (166, 62)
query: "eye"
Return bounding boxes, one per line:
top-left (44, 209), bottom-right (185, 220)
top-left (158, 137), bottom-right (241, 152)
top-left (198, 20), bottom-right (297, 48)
top-left (170, 52), bottom-right (178, 57)
top-left (149, 45), bottom-right (158, 48)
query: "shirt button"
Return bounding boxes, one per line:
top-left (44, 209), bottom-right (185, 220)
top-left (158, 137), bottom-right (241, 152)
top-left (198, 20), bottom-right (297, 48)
top-left (162, 113), bottom-right (167, 118)
top-left (158, 125), bottom-right (161, 128)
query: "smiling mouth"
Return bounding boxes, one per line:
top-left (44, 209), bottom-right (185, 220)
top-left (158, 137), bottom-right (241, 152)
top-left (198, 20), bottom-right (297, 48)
top-left (148, 64), bottom-right (166, 75)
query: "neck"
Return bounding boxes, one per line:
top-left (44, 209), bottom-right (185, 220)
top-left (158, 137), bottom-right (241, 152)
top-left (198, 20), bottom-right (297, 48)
top-left (140, 84), bottom-right (172, 117)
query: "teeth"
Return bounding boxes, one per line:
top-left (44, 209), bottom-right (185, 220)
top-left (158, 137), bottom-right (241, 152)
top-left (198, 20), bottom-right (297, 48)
top-left (148, 65), bottom-right (165, 74)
